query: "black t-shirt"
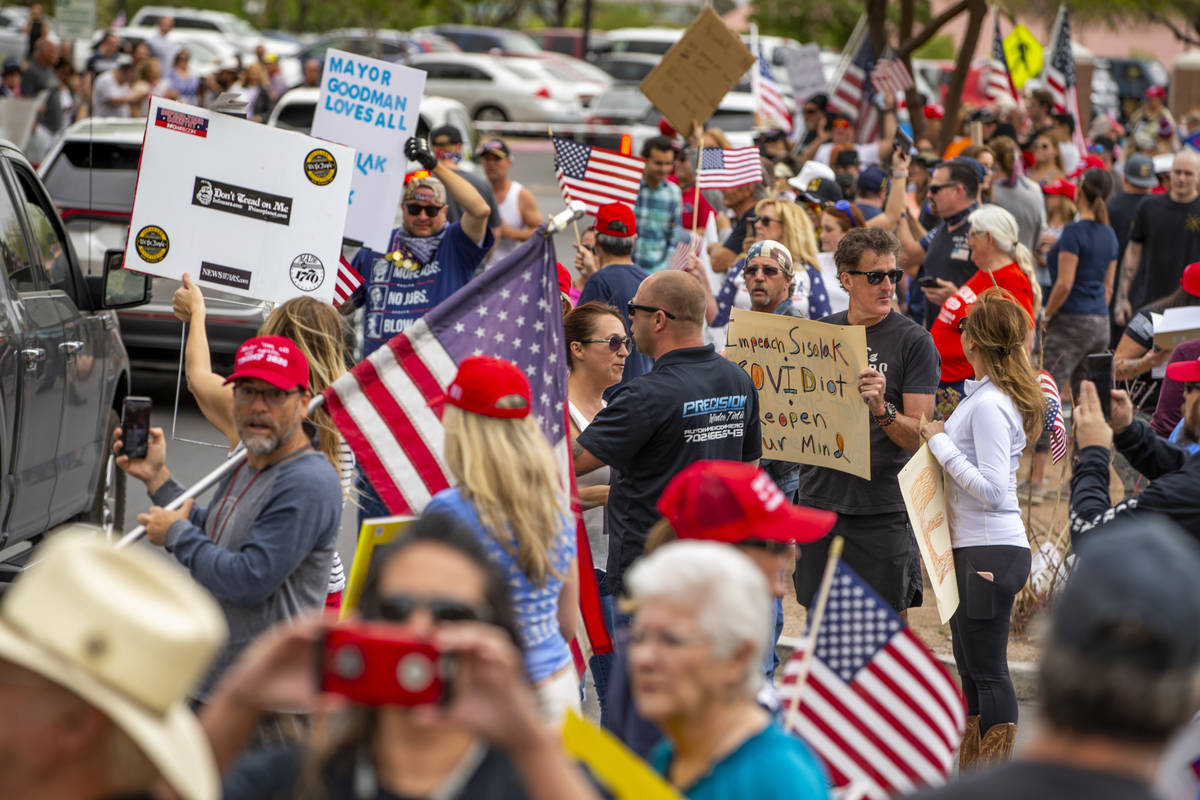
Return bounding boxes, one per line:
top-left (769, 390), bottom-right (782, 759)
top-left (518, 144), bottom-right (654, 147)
top-left (577, 262), bottom-right (653, 389)
top-left (1107, 190), bottom-right (1148, 268)
top-left (722, 207), bottom-right (756, 257)
top-left (796, 311), bottom-right (940, 514)
top-left (906, 761), bottom-right (1158, 800)
top-left (920, 220), bottom-right (975, 327)
top-left (577, 345), bottom-right (762, 593)
top-left (1129, 194), bottom-right (1200, 308)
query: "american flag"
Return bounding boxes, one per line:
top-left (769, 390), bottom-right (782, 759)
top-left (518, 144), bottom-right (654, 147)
top-left (553, 137), bottom-right (644, 216)
top-left (782, 562), bottom-right (966, 797)
top-left (696, 146), bottom-right (762, 190)
top-left (830, 36), bottom-right (879, 143)
top-left (1039, 369), bottom-right (1068, 463)
top-left (870, 58), bottom-right (913, 101)
top-left (334, 255), bottom-right (363, 308)
top-left (667, 233), bottom-right (696, 270)
top-left (1043, 5), bottom-right (1088, 158)
top-left (754, 49), bottom-right (792, 130)
top-left (983, 11), bottom-right (1019, 104)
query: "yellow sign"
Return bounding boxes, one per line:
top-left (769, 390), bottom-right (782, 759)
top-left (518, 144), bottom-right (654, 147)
top-left (561, 710), bottom-right (683, 800)
top-left (340, 515), bottom-right (416, 619)
top-left (725, 311), bottom-right (870, 480)
top-left (1003, 25), bottom-right (1043, 89)
top-left (898, 441), bottom-right (958, 623)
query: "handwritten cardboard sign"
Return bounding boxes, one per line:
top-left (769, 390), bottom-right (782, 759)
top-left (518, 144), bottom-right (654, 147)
top-left (725, 310), bottom-right (870, 479)
top-left (126, 97), bottom-right (353, 305)
top-left (898, 443), bottom-right (958, 623)
top-left (311, 49), bottom-right (426, 251)
top-left (640, 7), bottom-right (755, 136)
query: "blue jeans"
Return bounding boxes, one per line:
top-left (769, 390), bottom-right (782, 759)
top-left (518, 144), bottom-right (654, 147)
top-left (587, 569), bottom-right (614, 723)
top-left (764, 595), bottom-right (783, 682)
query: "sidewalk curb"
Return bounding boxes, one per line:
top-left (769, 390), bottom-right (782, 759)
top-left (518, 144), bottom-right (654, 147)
top-left (775, 635), bottom-right (1039, 702)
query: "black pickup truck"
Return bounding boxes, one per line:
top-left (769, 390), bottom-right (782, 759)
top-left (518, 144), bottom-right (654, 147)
top-left (0, 137), bottom-right (150, 571)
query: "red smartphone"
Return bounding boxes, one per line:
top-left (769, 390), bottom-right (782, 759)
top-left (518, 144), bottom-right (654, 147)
top-left (319, 622), bottom-right (450, 706)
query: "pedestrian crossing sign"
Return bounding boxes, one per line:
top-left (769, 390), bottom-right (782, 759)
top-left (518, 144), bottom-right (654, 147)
top-left (1003, 25), bottom-right (1044, 88)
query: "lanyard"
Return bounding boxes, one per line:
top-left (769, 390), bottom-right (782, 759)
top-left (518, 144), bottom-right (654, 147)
top-left (209, 445), bottom-right (312, 546)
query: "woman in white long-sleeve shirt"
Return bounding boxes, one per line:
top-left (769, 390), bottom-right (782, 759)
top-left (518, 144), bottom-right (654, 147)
top-left (918, 289), bottom-right (1046, 768)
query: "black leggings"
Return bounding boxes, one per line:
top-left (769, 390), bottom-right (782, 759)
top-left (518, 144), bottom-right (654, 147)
top-left (949, 545), bottom-right (1031, 733)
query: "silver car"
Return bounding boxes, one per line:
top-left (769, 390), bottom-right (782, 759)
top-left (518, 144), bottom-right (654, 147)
top-left (407, 52), bottom-right (584, 122)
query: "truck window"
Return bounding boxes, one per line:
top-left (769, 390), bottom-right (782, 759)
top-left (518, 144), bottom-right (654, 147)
top-left (0, 177), bottom-right (34, 290)
top-left (12, 165), bottom-right (77, 302)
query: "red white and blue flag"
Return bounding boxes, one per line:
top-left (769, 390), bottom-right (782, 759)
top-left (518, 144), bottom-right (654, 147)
top-left (1039, 369), bottom-right (1068, 463)
top-left (984, 11), bottom-right (1020, 105)
top-left (697, 146), bottom-right (762, 190)
top-left (334, 255), bottom-right (363, 309)
top-left (782, 562), bottom-right (966, 797)
top-left (553, 137), bottom-right (644, 216)
top-left (755, 49), bottom-right (793, 131)
top-left (870, 58), bottom-right (914, 102)
top-left (830, 37), bottom-right (880, 143)
top-left (1043, 5), bottom-right (1088, 158)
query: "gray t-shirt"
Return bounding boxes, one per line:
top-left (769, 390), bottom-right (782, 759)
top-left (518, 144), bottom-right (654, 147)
top-left (20, 62), bottom-right (61, 131)
top-left (446, 167), bottom-right (502, 232)
top-left (990, 180), bottom-right (1045, 255)
top-left (796, 310), bottom-right (940, 514)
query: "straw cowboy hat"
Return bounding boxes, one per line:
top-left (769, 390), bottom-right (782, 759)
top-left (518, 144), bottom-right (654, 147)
top-left (0, 533), bottom-right (228, 800)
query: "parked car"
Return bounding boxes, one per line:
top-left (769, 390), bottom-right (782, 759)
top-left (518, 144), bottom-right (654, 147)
top-left (127, 5), bottom-right (287, 57)
top-left (594, 52), bottom-right (661, 85)
top-left (37, 118), bottom-right (272, 367)
top-left (419, 24), bottom-right (543, 55)
top-left (524, 27), bottom-right (608, 61)
top-left (408, 52), bottom-right (584, 122)
top-left (581, 87), bottom-right (755, 151)
top-left (603, 27), bottom-right (683, 55)
top-left (0, 6), bottom-right (29, 63)
top-left (292, 28), bottom-right (458, 65)
top-left (0, 135), bottom-right (151, 560)
top-left (522, 55), bottom-right (611, 107)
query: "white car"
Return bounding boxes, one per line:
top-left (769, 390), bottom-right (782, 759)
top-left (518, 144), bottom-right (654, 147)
top-left (407, 52), bottom-right (584, 122)
top-left (521, 54), bottom-right (611, 108)
top-left (127, 5), bottom-right (289, 57)
top-left (603, 27), bottom-right (683, 55)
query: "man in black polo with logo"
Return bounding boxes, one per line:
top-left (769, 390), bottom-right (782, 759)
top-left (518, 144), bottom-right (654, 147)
top-left (898, 159), bottom-right (980, 328)
top-left (573, 270), bottom-right (761, 600)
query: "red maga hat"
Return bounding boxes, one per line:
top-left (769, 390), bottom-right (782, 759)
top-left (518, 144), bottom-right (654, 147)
top-left (657, 460), bottom-right (836, 545)
top-left (444, 355), bottom-right (531, 419)
top-left (594, 202), bottom-right (636, 237)
top-left (1182, 262), bottom-right (1200, 298)
top-left (1167, 358), bottom-right (1200, 383)
top-left (223, 335), bottom-right (308, 391)
top-left (1042, 178), bottom-right (1076, 201)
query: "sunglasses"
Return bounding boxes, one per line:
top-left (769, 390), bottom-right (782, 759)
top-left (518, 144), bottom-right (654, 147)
top-left (576, 334), bottom-right (632, 352)
top-left (743, 264), bottom-right (781, 278)
top-left (755, 214), bottom-right (782, 226)
top-left (628, 301), bottom-right (676, 320)
top-left (832, 119), bottom-right (852, 129)
top-left (845, 269), bottom-right (904, 285)
top-left (405, 202), bottom-right (444, 217)
top-left (928, 183), bottom-right (959, 195)
top-left (373, 593), bottom-right (492, 625)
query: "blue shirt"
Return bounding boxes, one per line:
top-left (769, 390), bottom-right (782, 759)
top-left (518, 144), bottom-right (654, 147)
top-left (577, 261), bottom-right (653, 391)
top-left (633, 179), bottom-right (682, 272)
top-left (425, 487), bottom-right (576, 683)
top-left (650, 722), bottom-right (829, 800)
top-left (350, 222), bottom-right (495, 357)
top-left (1047, 219), bottom-right (1118, 316)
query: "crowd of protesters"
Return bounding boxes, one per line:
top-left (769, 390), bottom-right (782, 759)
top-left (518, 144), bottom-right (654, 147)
top-left (9, 33), bottom-right (1200, 800)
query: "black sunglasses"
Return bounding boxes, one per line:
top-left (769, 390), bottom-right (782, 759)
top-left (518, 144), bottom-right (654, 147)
top-left (374, 593), bottom-right (492, 625)
top-left (627, 301), bottom-right (676, 320)
top-left (928, 183), bottom-right (959, 195)
top-left (405, 202), bottom-right (444, 217)
top-left (743, 264), bottom-right (781, 278)
top-left (845, 269), bottom-right (904, 285)
top-left (576, 334), bottom-right (632, 352)
top-left (755, 215), bottom-right (782, 226)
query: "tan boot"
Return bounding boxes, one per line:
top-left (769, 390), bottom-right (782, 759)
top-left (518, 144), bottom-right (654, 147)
top-left (957, 715), bottom-right (980, 772)
top-left (978, 722), bottom-right (1017, 766)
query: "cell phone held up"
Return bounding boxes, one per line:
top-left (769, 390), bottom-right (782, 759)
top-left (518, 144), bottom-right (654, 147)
top-left (919, 276), bottom-right (942, 289)
top-left (319, 622), bottom-right (452, 707)
top-left (1086, 353), bottom-right (1114, 419)
top-left (893, 127), bottom-right (915, 157)
top-left (120, 396), bottom-right (152, 459)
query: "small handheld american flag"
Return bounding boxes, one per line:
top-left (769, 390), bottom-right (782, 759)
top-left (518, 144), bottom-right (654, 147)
top-left (1039, 369), bottom-right (1068, 463)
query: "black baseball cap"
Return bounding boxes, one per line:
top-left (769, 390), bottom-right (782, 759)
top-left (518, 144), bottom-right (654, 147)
top-left (1124, 153), bottom-right (1157, 189)
top-left (429, 125), bottom-right (463, 146)
top-left (800, 177), bottom-right (843, 205)
top-left (476, 138), bottom-right (510, 158)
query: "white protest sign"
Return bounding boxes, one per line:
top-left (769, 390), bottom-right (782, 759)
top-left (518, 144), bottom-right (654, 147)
top-left (126, 97), bottom-right (353, 305)
top-left (311, 49), bottom-right (425, 252)
top-left (55, 0), bottom-right (96, 40)
top-left (781, 44), bottom-right (826, 103)
top-left (898, 443), bottom-right (958, 624)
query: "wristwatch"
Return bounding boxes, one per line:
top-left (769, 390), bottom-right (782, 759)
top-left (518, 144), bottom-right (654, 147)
top-left (873, 402), bottom-right (898, 428)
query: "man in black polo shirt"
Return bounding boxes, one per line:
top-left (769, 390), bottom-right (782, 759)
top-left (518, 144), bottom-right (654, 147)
top-left (573, 270), bottom-right (761, 598)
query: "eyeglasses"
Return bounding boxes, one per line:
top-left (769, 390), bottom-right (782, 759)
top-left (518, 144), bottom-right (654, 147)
top-left (373, 593), bottom-right (492, 625)
top-left (928, 183), bottom-right (959, 195)
top-left (232, 384), bottom-right (300, 406)
top-left (957, 316), bottom-right (970, 333)
top-left (844, 269), bottom-right (904, 285)
top-left (575, 334), bottom-right (632, 352)
top-left (431, 140), bottom-right (455, 148)
top-left (627, 301), bottom-right (676, 320)
top-left (743, 264), bottom-right (782, 278)
top-left (405, 203), bottom-right (445, 217)
top-left (755, 214), bottom-right (782, 226)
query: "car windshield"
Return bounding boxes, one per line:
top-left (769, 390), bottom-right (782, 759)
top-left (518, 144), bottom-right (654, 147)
top-left (502, 60), bottom-right (541, 80)
top-left (498, 32), bottom-right (541, 53)
top-left (41, 141), bottom-right (141, 211)
top-left (610, 39), bottom-right (676, 55)
top-left (64, 217), bottom-right (127, 277)
top-left (227, 17), bottom-right (259, 36)
top-left (590, 89), bottom-right (649, 116)
top-left (274, 101), bottom-right (315, 133)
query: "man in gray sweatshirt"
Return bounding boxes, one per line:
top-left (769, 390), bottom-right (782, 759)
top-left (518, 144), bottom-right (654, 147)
top-left (116, 335), bottom-right (342, 697)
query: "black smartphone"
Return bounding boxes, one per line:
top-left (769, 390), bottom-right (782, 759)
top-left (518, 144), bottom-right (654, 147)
top-left (1085, 353), bottom-right (1114, 419)
top-left (893, 127), bottom-right (915, 156)
top-left (120, 396), bottom-right (152, 459)
top-left (919, 276), bottom-right (941, 289)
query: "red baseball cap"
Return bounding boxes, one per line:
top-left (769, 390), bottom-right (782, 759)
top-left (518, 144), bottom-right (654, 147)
top-left (657, 460), bottom-right (837, 545)
top-left (594, 202), bottom-right (636, 237)
top-left (1146, 84), bottom-right (1167, 99)
top-left (1069, 154), bottom-right (1107, 178)
top-left (444, 355), bottom-right (531, 419)
top-left (1043, 178), bottom-right (1076, 201)
top-left (223, 335), bottom-right (309, 391)
top-left (1166, 358), bottom-right (1200, 383)
top-left (1182, 262), bottom-right (1200, 298)
top-left (557, 262), bottom-right (573, 296)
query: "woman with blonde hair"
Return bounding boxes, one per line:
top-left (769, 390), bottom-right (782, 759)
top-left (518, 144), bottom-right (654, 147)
top-left (426, 355), bottom-right (580, 722)
top-left (920, 290), bottom-right (1041, 769)
top-left (1029, 133), bottom-right (1065, 186)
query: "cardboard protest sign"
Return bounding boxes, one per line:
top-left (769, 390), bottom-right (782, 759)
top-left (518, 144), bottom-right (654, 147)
top-left (56, 0), bottom-right (96, 40)
top-left (781, 44), bottom-right (826, 104)
top-left (1153, 306), bottom-right (1200, 350)
top-left (126, 97), bottom-right (353, 305)
top-left (311, 49), bottom-right (426, 252)
top-left (725, 310), bottom-right (870, 479)
top-left (640, 7), bottom-right (755, 137)
top-left (899, 443), bottom-right (958, 623)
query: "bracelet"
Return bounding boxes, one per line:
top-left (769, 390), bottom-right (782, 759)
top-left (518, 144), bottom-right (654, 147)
top-left (891, 171), bottom-right (909, 178)
top-left (873, 402), bottom-right (898, 428)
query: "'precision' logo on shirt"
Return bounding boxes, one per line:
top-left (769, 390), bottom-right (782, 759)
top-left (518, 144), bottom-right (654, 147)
top-left (682, 395), bottom-right (747, 418)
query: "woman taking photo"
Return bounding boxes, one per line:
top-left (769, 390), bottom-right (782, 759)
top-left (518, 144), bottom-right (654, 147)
top-left (426, 356), bottom-right (579, 722)
top-left (920, 290), bottom-right (1042, 768)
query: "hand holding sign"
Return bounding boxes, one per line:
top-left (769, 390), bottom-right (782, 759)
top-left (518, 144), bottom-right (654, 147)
top-left (857, 368), bottom-right (887, 416)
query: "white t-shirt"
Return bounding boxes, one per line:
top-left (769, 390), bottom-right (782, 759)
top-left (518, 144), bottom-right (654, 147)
top-left (815, 142), bottom-right (881, 168)
top-left (91, 70), bottom-right (131, 118)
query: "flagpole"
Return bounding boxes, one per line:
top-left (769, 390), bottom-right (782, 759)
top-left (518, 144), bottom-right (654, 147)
top-left (691, 123), bottom-right (703, 244)
top-left (785, 535), bottom-right (844, 733)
